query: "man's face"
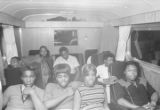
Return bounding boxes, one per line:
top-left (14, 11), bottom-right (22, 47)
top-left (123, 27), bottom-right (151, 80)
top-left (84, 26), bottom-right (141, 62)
top-left (21, 70), bottom-right (36, 87)
top-left (56, 73), bottom-right (70, 88)
top-left (10, 58), bottom-right (19, 68)
top-left (124, 65), bottom-right (138, 81)
top-left (104, 57), bottom-right (114, 67)
top-left (61, 51), bottom-right (69, 60)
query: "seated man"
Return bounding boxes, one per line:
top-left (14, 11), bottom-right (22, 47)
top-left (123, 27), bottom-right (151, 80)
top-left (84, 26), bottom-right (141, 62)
top-left (115, 61), bottom-right (159, 110)
top-left (54, 47), bottom-right (80, 81)
top-left (44, 63), bottom-right (81, 110)
top-left (96, 52), bottom-right (119, 110)
top-left (96, 51), bottom-right (116, 84)
top-left (3, 67), bottom-right (46, 110)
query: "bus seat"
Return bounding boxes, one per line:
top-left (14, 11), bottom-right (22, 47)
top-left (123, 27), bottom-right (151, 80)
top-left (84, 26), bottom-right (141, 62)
top-left (85, 49), bottom-right (98, 62)
top-left (28, 50), bottom-right (39, 56)
top-left (109, 61), bottom-right (126, 79)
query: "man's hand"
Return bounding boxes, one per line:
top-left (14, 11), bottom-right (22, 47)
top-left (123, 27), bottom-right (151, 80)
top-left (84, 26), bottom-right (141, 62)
top-left (110, 76), bottom-right (118, 84)
top-left (103, 76), bottom-right (118, 85)
top-left (143, 102), bottom-right (155, 110)
top-left (23, 87), bottom-right (35, 96)
top-left (118, 79), bottom-right (131, 88)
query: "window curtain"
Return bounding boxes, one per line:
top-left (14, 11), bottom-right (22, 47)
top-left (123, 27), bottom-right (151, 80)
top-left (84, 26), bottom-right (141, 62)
top-left (0, 51), bottom-right (2, 110)
top-left (0, 50), bottom-right (6, 85)
top-left (3, 25), bottom-right (18, 63)
top-left (116, 26), bottom-right (131, 61)
top-left (0, 26), bottom-right (3, 55)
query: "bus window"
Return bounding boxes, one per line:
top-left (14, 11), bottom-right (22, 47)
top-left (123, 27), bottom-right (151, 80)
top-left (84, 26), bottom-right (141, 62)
top-left (131, 30), bottom-right (160, 66)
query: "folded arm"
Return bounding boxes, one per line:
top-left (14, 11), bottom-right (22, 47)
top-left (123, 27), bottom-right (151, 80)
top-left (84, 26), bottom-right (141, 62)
top-left (117, 98), bottom-right (139, 109)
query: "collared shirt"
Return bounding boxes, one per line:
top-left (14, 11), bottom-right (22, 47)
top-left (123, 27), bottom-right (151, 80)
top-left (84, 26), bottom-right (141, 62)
top-left (115, 81), bottom-right (155, 106)
top-left (21, 84), bottom-right (25, 92)
top-left (96, 64), bottom-right (111, 103)
top-left (44, 81), bottom-right (81, 110)
top-left (54, 55), bottom-right (80, 74)
top-left (20, 85), bottom-right (34, 102)
top-left (3, 84), bottom-right (44, 110)
top-left (97, 64), bottom-right (110, 82)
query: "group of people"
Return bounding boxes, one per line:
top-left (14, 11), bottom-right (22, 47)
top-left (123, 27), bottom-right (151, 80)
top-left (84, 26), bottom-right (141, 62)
top-left (1, 46), bottom-right (159, 110)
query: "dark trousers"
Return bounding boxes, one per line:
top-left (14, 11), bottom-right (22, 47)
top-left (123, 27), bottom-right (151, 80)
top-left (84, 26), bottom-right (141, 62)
top-left (109, 103), bottom-right (128, 110)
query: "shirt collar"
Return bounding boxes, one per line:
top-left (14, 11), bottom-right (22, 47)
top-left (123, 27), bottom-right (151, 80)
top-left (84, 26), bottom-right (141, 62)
top-left (20, 84), bottom-right (35, 91)
top-left (102, 64), bottom-right (108, 68)
top-left (61, 55), bottom-right (70, 61)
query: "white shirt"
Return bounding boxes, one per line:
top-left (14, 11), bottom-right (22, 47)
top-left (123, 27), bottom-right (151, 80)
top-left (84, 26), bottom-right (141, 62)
top-left (54, 55), bottom-right (80, 74)
top-left (96, 64), bottom-right (111, 103)
top-left (97, 64), bottom-right (110, 82)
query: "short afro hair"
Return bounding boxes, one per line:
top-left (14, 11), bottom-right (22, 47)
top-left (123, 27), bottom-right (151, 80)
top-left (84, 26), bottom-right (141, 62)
top-left (11, 56), bottom-right (21, 61)
top-left (20, 66), bottom-right (36, 77)
top-left (54, 63), bottom-right (71, 77)
top-left (103, 51), bottom-right (115, 61)
top-left (59, 47), bottom-right (69, 54)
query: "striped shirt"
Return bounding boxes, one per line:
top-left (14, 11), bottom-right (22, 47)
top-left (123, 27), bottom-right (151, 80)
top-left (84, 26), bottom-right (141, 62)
top-left (77, 84), bottom-right (105, 110)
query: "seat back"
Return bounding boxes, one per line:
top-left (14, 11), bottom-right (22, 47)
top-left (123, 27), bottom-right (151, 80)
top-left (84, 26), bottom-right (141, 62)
top-left (109, 61), bottom-right (126, 79)
top-left (85, 49), bottom-right (98, 62)
top-left (108, 61), bottom-right (126, 107)
top-left (28, 50), bottom-right (39, 56)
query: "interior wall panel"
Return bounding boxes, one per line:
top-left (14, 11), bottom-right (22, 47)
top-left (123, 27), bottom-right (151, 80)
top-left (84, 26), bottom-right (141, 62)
top-left (99, 24), bottom-right (119, 54)
top-left (21, 27), bottom-right (102, 56)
